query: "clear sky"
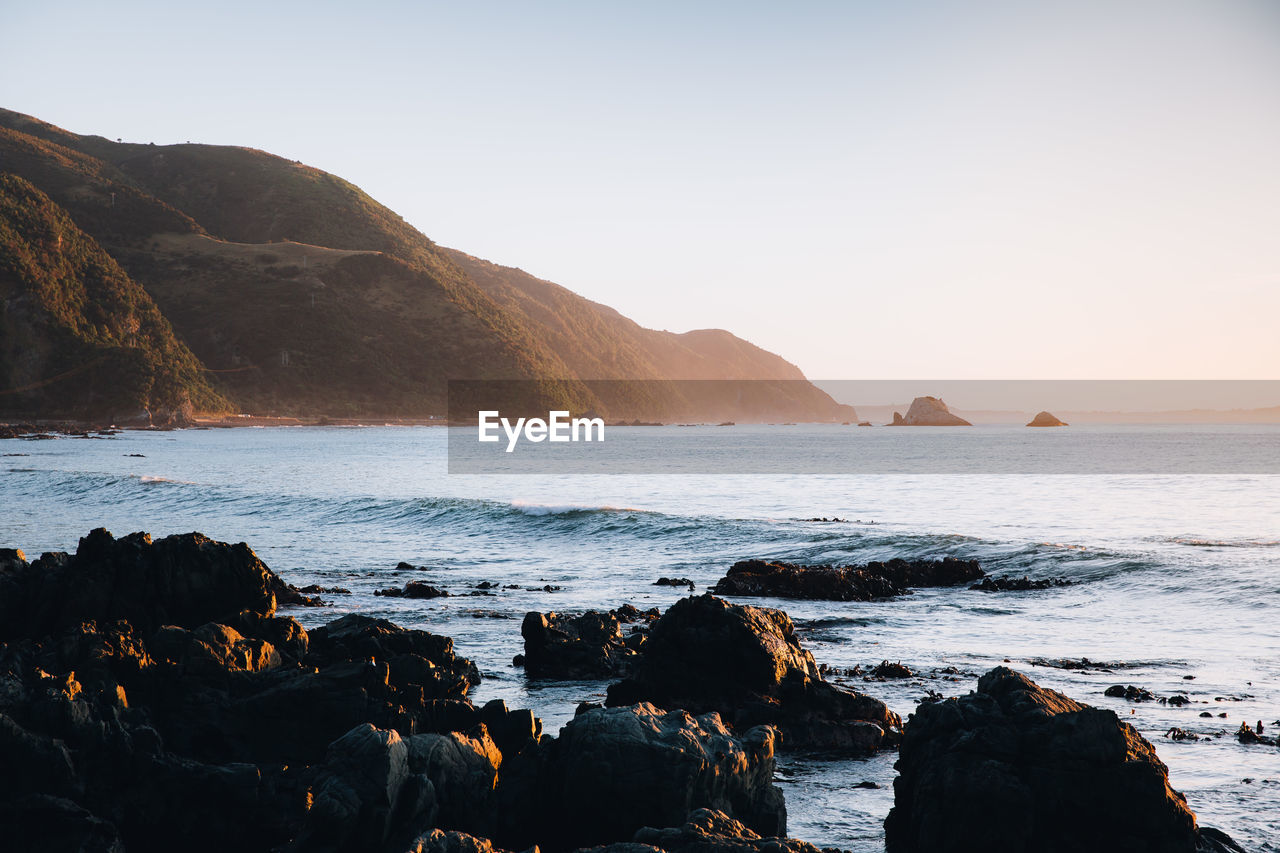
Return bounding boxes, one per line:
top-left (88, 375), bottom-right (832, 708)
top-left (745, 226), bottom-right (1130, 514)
top-left (4, 0), bottom-right (1278, 379)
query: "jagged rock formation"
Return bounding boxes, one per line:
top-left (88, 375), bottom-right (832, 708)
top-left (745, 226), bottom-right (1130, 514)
top-left (521, 606), bottom-right (658, 680)
top-left (606, 595), bottom-right (899, 751)
top-left (884, 667), bottom-right (1243, 853)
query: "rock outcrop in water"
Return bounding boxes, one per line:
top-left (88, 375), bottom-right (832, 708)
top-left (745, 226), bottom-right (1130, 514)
top-left (1027, 411), bottom-right (1068, 427)
top-left (889, 397), bottom-right (971, 426)
top-left (884, 667), bottom-right (1244, 853)
top-left (607, 595), bottom-right (900, 751)
top-left (0, 527), bottom-right (322, 640)
top-left (969, 575), bottom-right (1071, 592)
top-left (711, 558), bottom-right (984, 601)
top-left (521, 606), bottom-right (658, 680)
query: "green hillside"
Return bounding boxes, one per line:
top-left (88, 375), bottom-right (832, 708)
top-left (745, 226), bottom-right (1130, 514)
top-left (0, 174), bottom-right (225, 421)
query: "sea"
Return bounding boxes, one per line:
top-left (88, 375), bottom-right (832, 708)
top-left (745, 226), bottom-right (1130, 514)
top-left (2, 424), bottom-right (1277, 851)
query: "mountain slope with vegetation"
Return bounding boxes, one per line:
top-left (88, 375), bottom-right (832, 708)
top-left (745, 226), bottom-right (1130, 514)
top-left (0, 108), bottom-right (850, 422)
top-left (0, 173), bottom-right (225, 421)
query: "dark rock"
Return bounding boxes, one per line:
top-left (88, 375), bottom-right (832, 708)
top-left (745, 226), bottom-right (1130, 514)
top-left (407, 829), bottom-right (518, 853)
top-left (607, 595), bottom-right (899, 751)
top-left (970, 576), bottom-right (1071, 592)
top-left (0, 794), bottom-right (125, 853)
top-left (536, 703), bottom-right (785, 850)
top-left (885, 666), bottom-right (1237, 853)
top-left (711, 557), bottom-right (983, 602)
top-left (870, 661), bottom-right (912, 679)
top-left (631, 807), bottom-right (826, 853)
top-left (1235, 722), bottom-right (1276, 745)
top-left (407, 726), bottom-right (503, 835)
top-left (0, 529), bottom-right (514, 853)
top-left (376, 581), bottom-right (450, 599)
top-left (1105, 684), bottom-right (1156, 702)
top-left (0, 529), bottom-right (285, 639)
top-left (292, 723), bottom-right (437, 853)
top-left (1199, 827), bottom-right (1249, 852)
top-left (0, 713), bottom-right (80, 801)
top-left (521, 607), bottom-right (658, 680)
top-left (654, 578), bottom-right (695, 588)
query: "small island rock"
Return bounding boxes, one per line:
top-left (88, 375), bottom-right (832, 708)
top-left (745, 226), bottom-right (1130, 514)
top-left (890, 397), bottom-right (971, 426)
top-left (1027, 411), bottom-right (1068, 427)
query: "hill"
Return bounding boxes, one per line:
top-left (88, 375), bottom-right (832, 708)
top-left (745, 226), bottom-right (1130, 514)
top-left (0, 174), bottom-right (225, 421)
top-left (0, 108), bottom-right (850, 422)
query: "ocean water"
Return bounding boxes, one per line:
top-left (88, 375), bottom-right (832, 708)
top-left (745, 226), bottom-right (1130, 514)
top-left (2, 425), bottom-right (1277, 850)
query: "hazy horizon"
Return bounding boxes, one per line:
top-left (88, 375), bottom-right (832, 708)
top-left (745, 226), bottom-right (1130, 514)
top-left (4, 0), bottom-right (1278, 380)
top-left (814, 380), bottom-right (1280, 416)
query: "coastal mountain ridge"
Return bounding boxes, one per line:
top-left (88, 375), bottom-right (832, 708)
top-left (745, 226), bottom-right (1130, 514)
top-left (0, 108), bottom-right (850, 423)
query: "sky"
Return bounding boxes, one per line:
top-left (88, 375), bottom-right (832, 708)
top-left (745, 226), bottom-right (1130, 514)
top-left (3, 0), bottom-right (1279, 379)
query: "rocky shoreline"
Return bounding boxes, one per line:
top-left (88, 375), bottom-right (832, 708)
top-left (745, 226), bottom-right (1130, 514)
top-left (0, 529), bottom-right (1248, 852)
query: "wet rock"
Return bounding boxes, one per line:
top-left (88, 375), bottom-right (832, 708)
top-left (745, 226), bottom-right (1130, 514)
top-left (1027, 411), bottom-right (1068, 427)
top-left (885, 666), bottom-right (1239, 853)
top-left (522, 606), bottom-right (656, 680)
top-left (1105, 684), bottom-right (1156, 702)
top-left (970, 576), bottom-right (1071, 592)
top-left (536, 703), bottom-right (785, 850)
top-left (654, 577), bottom-right (695, 588)
top-left (889, 397), bottom-right (971, 426)
top-left (299, 584), bottom-right (352, 595)
top-left (870, 661), bottom-right (912, 679)
top-left (711, 557), bottom-right (984, 602)
top-left (607, 595), bottom-right (900, 751)
top-left (376, 581), bottom-right (451, 599)
top-left (1235, 722), bottom-right (1276, 746)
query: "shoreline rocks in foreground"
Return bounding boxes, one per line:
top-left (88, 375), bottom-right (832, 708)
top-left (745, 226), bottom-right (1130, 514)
top-left (711, 557), bottom-right (984, 601)
top-left (0, 529), bottom-right (792, 853)
top-left (0, 528), bottom-right (1246, 853)
top-left (885, 666), bottom-right (1244, 853)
